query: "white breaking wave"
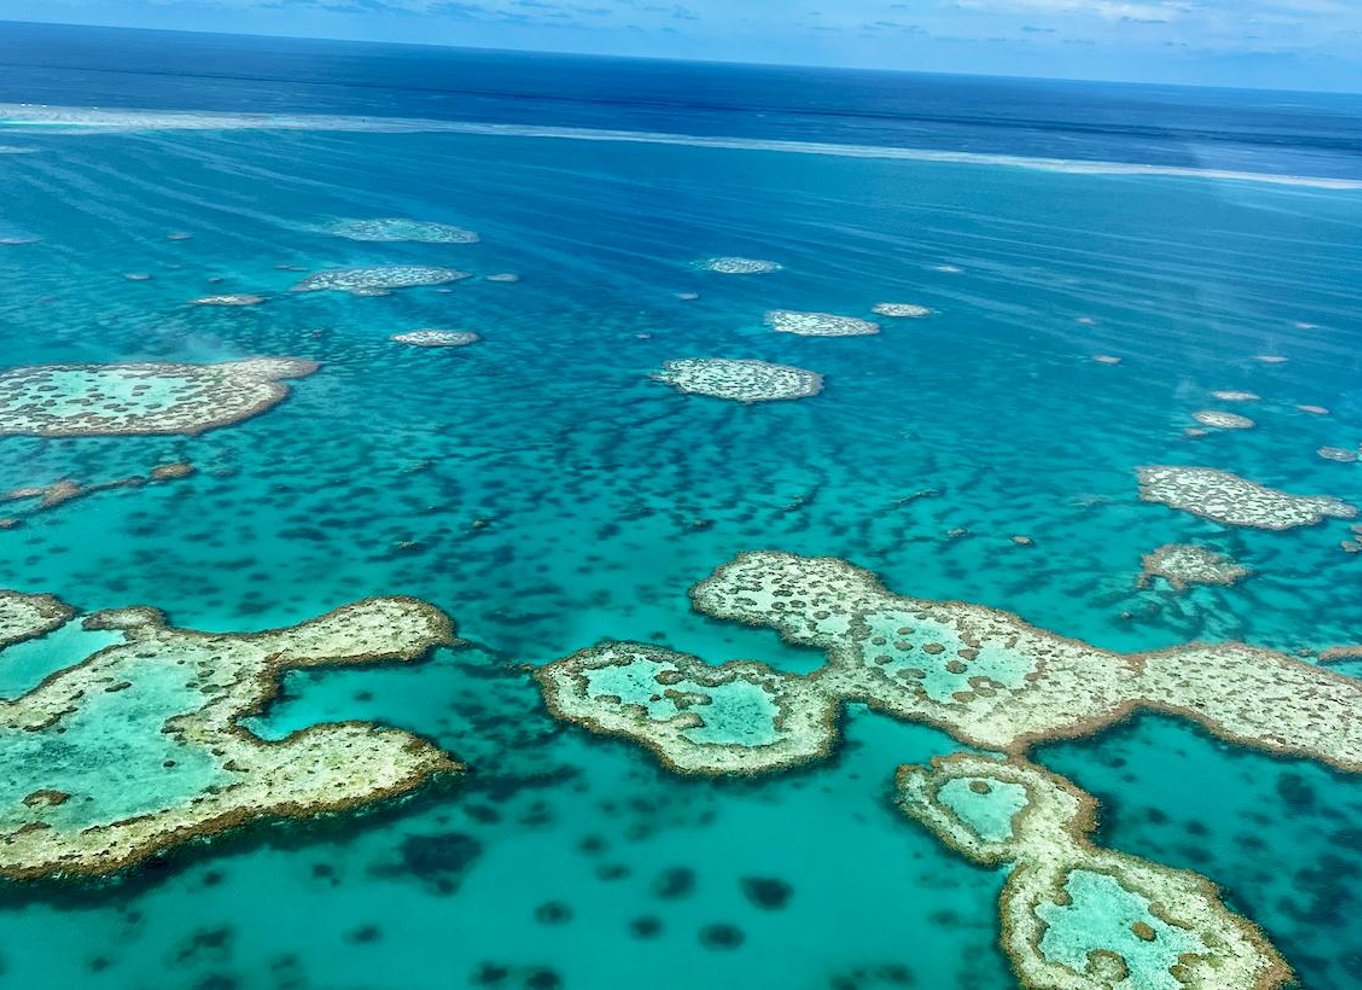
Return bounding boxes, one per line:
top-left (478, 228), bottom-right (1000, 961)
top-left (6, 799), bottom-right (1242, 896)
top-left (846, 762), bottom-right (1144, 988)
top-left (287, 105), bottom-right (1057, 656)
top-left (2, 103), bottom-right (1359, 191)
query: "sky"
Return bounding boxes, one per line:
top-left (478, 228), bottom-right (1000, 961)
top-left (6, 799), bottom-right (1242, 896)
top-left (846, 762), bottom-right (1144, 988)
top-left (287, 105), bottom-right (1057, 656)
top-left (3, 0), bottom-right (1361, 91)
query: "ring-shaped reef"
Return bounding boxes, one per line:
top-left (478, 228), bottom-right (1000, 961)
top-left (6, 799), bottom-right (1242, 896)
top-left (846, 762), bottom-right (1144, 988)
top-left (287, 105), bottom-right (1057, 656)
top-left (0, 594), bottom-right (459, 880)
top-left (897, 754), bottom-right (1291, 990)
top-left (533, 643), bottom-right (837, 775)
top-left (650, 358), bottom-right (823, 403)
top-left (1137, 465), bottom-right (1357, 530)
top-left (0, 357), bottom-right (317, 437)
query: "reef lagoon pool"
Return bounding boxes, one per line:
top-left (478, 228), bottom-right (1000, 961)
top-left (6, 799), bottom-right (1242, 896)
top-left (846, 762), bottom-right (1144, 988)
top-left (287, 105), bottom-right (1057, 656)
top-left (1, 21), bottom-right (1361, 990)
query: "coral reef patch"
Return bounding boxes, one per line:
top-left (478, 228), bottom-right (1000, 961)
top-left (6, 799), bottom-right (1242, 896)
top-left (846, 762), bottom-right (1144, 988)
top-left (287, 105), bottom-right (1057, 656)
top-left (0, 594), bottom-right (458, 880)
top-left (650, 358), bottom-right (823, 403)
top-left (0, 358), bottom-right (317, 437)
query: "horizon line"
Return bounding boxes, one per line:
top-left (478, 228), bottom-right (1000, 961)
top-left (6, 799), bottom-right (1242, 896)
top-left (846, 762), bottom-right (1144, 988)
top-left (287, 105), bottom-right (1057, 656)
top-left (2, 17), bottom-right (1361, 98)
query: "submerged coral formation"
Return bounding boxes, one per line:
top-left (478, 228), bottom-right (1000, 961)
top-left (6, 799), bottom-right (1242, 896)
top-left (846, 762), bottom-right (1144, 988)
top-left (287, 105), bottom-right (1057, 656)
top-left (0, 594), bottom-right (458, 880)
top-left (698, 257), bottom-right (782, 275)
top-left (292, 266), bottom-right (471, 294)
top-left (326, 218), bottom-right (479, 243)
top-left (651, 358), bottom-right (823, 403)
top-left (540, 549), bottom-right (1362, 770)
top-left (1136, 465), bottom-right (1357, 530)
top-left (189, 294), bottom-right (265, 307)
top-left (1192, 410), bottom-right (1255, 430)
top-left (872, 303), bottom-right (931, 318)
top-left (533, 643), bottom-right (836, 775)
top-left (536, 551), bottom-right (1361, 987)
top-left (766, 310), bottom-right (879, 337)
top-left (1, 461), bottom-right (195, 527)
top-left (390, 330), bottom-right (481, 348)
top-left (0, 591), bottom-right (74, 649)
top-left (897, 755), bottom-right (1291, 990)
top-left (0, 358), bottom-right (318, 437)
top-left (1137, 544), bottom-right (1252, 591)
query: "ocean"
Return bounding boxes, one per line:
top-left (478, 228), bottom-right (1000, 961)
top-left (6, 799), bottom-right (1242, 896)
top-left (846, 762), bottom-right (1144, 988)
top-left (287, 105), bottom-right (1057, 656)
top-left (0, 19), bottom-right (1359, 990)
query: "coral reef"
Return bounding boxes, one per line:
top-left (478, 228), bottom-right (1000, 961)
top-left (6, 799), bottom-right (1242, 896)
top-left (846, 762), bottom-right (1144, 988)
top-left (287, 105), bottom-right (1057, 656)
top-left (541, 550), bottom-right (1362, 771)
top-left (896, 754), bottom-right (1291, 990)
top-left (872, 303), bottom-right (931, 318)
top-left (0, 358), bottom-right (317, 437)
top-left (0, 595), bottom-right (458, 880)
top-left (189, 295), bottom-right (265, 307)
top-left (390, 330), bottom-right (481, 348)
top-left (326, 218), bottom-right (479, 243)
top-left (1192, 411), bottom-right (1254, 430)
top-left (1136, 466), bottom-right (1356, 530)
top-left (0, 591), bottom-right (73, 649)
top-left (292, 267), bottom-right (470, 294)
top-left (1137, 545), bottom-right (1252, 591)
top-left (1, 462), bottom-right (195, 526)
top-left (650, 358), bottom-right (823, 403)
top-left (533, 643), bottom-right (836, 775)
top-left (697, 258), bottom-right (781, 275)
top-left (765, 310), bottom-right (879, 337)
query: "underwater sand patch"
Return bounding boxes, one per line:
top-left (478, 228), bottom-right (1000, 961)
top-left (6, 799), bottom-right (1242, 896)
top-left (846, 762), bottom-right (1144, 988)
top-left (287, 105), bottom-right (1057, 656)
top-left (291, 266), bottom-right (471, 295)
top-left (698, 257), bottom-right (781, 275)
top-left (0, 594), bottom-right (459, 880)
top-left (390, 330), bottom-right (481, 348)
top-left (765, 310), bottom-right (879, 337)
top-left (326, 218), bottom-right (479, 244)
top-left (1138, 544), bottom-right (1251, 591)
top-left (651, 358), bottom-right (823, 403)
top-left (0, 358), bottom-right (318, 437)
top-left (897, 755), bottom-right (1291, 990)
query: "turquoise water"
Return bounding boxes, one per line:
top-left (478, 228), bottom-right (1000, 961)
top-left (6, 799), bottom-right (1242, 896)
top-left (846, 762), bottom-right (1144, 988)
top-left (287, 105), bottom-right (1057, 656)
top-left (936, 778), bottom-right (1029, 844)
top-left (1036, 869), bottom-right (1206, 989)
top-left (0, 28), bottom-right (1361, 990)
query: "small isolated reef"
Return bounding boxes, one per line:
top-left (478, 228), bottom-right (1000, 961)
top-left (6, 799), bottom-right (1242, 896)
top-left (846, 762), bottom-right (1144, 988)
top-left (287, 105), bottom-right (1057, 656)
top-left (0, 358), bottom-right (317, 437)
top-left (535, 550), bottom-right (1362, 989)
top-left (0, 591), bottom-right (459, 881)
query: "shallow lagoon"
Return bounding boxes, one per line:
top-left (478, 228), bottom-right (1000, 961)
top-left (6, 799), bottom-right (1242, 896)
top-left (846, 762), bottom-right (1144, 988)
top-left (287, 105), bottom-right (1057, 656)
top-left (0, 74), bottom-right (1360, 990)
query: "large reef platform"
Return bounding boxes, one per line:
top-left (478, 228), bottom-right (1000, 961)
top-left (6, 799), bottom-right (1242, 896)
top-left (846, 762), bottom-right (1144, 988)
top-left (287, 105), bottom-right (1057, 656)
top-left (897, 755), bottom-right (1291, 990)
top-left (538, 550), bottom-right (1362, 772)
top-left (0, 358), bottom-right (317, 437)
top-left (0, 594), bottom-right (459, 881)
top-left (534, 550), bottom-right (1362, 989)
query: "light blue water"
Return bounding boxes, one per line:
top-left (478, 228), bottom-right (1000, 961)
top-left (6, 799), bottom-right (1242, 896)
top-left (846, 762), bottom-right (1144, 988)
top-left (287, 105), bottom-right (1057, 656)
top-left (0, 22), bottom-right (1359, 990)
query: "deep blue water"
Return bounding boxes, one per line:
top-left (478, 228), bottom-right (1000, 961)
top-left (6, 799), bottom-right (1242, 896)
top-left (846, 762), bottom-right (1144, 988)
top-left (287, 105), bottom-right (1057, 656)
top-left (0, 20), bottom-right (1360, 990)
top-left (3, 20), bottom-right (1362, 179)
